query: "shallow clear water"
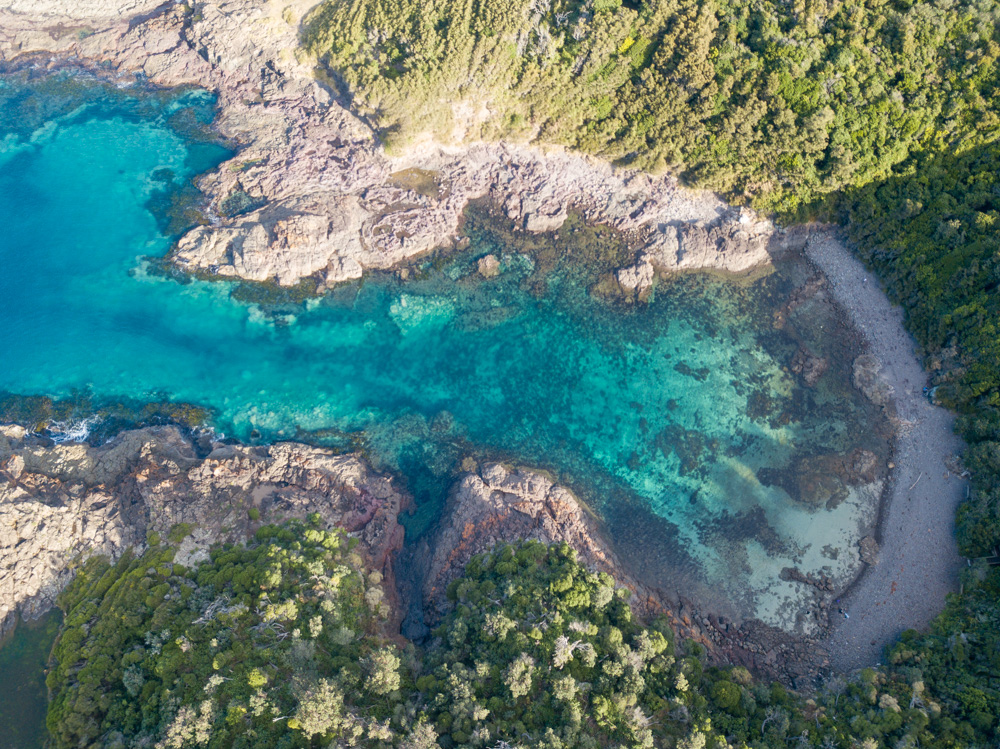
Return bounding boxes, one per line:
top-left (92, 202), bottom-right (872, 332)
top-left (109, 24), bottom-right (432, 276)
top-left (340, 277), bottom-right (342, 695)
top-left (0, 72), bottom-right (889, 628)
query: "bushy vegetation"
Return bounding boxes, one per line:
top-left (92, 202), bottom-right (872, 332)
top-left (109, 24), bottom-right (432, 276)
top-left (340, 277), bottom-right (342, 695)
top-left (46, 519), bottom-right (401, 749)
top-left (421, 542), bottom-right (999, 748)
top-left (418, 541), bottom-right (689, 748)
top-left (45, 534), bottom-right (1000, 747)
top-left (304, 0), bottom-right (999, 214)
top-left (882, 562), bottom-right (1000, 746)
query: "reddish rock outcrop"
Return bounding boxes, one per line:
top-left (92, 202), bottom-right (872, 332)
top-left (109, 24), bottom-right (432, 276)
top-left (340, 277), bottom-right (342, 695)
top-left (0, 425), bottom-right (407, 638)
top-left (424, 461), bottom-right (832, 685)
top-left (423, 463), bottom-right (623, 616)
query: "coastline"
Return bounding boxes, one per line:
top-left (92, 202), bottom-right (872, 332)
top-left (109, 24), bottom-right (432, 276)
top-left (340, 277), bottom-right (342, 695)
top-left (0, 0), bottom-right (969, 681)
top-left (0, 0), bottom-right (781, 292)
top-left (805, 230), bottom-right (967, 670)
top-left (0, 415), bottom-right (833, 685)
top-left (0, 424), bottom-right (409, 641)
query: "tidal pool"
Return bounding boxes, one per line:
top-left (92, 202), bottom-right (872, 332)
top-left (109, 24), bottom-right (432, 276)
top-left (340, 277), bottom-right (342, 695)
top-left (0, 71), bottom-right (890, 631)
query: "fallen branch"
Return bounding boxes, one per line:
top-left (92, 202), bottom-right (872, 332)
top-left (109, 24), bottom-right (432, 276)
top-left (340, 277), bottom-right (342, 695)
top-left (908, 473), bottom-right (924, 491)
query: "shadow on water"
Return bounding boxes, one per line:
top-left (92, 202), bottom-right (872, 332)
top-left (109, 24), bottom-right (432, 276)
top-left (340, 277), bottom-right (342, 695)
top-left (0, 610), bottom-right (62, 749)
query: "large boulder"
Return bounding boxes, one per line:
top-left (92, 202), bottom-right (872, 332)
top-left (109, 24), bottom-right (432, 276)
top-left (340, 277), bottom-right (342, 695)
top-left (853, 354), bottom-right (894, 405)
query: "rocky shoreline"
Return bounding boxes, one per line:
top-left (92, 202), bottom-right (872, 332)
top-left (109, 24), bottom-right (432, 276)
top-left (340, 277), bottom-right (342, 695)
top-left (1, 420), bottom-right (836, 684)
top-left (0, 0), bottom-right (958, 689)
top-left (0, 0), bottom-right (789, 294)
top-left (0, 423), bottom-right (408, 640)
top-left (419, 461), bottom-right (842, 685)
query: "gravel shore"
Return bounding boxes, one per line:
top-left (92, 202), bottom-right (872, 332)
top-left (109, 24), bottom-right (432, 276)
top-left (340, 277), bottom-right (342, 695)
top-left (804, 230), bottom-right (967, 671)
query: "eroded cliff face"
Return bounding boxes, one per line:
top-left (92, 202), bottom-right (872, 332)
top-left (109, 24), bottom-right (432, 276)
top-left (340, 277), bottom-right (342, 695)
top-left (0, 0), bottom-right (784, 290)
top-left (0, 424), bottom-right (407, 638)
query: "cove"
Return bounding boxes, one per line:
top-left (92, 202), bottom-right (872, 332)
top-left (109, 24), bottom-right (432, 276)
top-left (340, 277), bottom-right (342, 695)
top-left (0, 71), bottom-right (890, 630)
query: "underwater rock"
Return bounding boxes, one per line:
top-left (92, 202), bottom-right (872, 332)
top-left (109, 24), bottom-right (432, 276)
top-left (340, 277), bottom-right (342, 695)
top-left (0, 425), bottom-right (407, 638)
top-left (858, 535), bottom-right (880, 565)
top-left (790, 346), bottom-right (829, 387)
top-left (845, 448), bottom-right (881, 484)
top-left (795, 460), bottom-right (850, 509)
top-left (760, 447), bottom-right (882, 510)
top-left (779, 566), bottom-right (835, 592)
top-left (853, 354), bottom-right (894, 405)
top-left (782, 273), bottom-right (828, 317)
top-left (477, 254), bottom-right (501, 278)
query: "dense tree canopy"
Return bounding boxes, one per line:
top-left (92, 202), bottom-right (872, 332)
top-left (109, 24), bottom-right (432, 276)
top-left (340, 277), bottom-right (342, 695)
top-left (46, 520), bottom-right (400, 749)
top-left (45, 534), bottom-right (1000, 747)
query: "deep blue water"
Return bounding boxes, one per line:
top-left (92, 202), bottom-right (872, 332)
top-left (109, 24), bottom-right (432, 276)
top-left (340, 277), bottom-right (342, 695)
top-left (0, 71), bottom-right (888, 627)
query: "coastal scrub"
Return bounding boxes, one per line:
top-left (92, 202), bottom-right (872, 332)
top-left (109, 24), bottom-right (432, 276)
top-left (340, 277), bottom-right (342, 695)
top-left (304, 0), bottom-right (999, 215)
top-left (44, 534), bottom-right (996, 747)
top-left (46, 520), bottom-right (397, 749)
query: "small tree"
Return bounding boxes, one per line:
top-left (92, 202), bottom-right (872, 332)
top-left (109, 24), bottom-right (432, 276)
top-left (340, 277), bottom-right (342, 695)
top-left (363, 647), bottom-right (401, 696)
top-left (504, 653), bottom-right (535, 699)
top-left (400, 720), bottom-right (439, 749)
top-left (293, 678), bottom-right (344, 738)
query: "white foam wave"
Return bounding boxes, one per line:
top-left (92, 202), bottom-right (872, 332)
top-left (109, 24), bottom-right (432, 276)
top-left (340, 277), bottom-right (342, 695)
top-left (49, 415), bottom-right (102, 444)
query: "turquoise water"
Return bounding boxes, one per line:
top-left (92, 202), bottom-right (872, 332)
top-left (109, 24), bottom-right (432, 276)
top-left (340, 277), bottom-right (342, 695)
top-left (0, 72), bottom-right (888, 625)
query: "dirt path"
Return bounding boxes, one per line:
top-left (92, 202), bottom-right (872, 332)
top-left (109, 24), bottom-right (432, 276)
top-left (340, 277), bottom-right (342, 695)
top-left (803, 230), bottom-right (967, 671)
